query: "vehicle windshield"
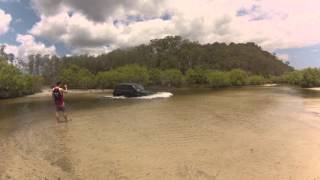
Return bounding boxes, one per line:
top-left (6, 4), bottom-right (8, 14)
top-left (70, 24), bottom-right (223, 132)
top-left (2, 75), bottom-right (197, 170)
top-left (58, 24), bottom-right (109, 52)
top-left (134, 84), bottom-right (145, 91)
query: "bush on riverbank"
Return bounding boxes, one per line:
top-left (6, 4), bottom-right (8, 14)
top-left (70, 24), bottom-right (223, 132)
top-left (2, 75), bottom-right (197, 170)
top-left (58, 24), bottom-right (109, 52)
top-left (0, 62), bottom-right (43, 98)
top-left (59, 65), bottom-right (95, 89)
top-left (299, 68), bottom-right (320, 88)
top-left (247, 75), bottom-right (266, 85)
top-left (95, 65), bottom-right (150, 89)
top-left (277, 68), bottom-right (320, 88)
top-left (160, 69), bottom-right (185, 87)
top-left (207, 71), bottom-right (230, 88)
top-left (186, 68), bottom-right (208, 85)
top-left (228, 69), bottom-right (248, 86)
top-left (57, 64), bottom-right (272, 89)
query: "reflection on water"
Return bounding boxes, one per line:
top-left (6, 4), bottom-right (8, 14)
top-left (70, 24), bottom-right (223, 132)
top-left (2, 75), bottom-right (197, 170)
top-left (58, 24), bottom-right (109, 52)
top-left (1, 86), bottom-right (320, 179)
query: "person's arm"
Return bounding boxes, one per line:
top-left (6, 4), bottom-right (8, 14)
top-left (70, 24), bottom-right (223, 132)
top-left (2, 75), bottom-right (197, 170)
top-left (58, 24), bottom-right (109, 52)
top-left (62, 84), bottom-right (68, 93)
top-left (59, 84), bottom-right (68, 93)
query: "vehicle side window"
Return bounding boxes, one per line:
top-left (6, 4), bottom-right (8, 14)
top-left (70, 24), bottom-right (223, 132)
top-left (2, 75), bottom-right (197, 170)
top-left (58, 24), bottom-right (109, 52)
top-left (127, 85), bottom-right (135, 90)
top-left (134, 85), bottom-right (144, 90)
top-left (118, 85), bottom-right (135, 91)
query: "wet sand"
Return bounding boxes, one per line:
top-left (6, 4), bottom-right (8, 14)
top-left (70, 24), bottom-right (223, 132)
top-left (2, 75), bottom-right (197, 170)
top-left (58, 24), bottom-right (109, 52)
top-left (1, 86), bottom-right (320, 179)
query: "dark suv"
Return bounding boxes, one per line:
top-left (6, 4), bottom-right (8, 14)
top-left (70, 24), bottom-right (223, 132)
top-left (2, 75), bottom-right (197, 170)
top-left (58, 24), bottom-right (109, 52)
top-left (113, 83), bottom-right (153, 97)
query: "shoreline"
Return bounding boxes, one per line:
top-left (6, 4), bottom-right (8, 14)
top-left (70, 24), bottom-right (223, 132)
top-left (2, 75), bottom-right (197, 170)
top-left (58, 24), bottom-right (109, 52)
top-left (22, 84), bottom-right (281, 98)
top-left (7, 83), bottom-right (309, 99)
top-left (26, 88), bottom-right (113, 98)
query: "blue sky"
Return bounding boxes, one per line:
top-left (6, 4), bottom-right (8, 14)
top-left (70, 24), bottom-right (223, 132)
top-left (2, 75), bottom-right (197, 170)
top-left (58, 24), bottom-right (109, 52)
top-left (0, 0), bottom-right (319, 69)
top-left (0, 0), bottom-right (38, 45)
top-left (0, 0), bottom-right (70, 55)
top-left (275, 44), bottom-right (320, 69)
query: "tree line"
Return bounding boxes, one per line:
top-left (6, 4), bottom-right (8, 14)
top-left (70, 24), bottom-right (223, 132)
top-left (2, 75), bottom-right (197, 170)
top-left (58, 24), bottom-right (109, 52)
top-left (2, 35), bottom-right (319, 98)
top-left (0, 58), bottom-right (42, 98)
top-left (272, 68), bottom-right (320, 88)
top-left (58, 64), bottom-right (320, 89)
top-left (58, 64), bottom-right (268, 89)
top-left (27, 36), bottom-right (293, 86)
top-left (57, 36), bottom-right (292, 76)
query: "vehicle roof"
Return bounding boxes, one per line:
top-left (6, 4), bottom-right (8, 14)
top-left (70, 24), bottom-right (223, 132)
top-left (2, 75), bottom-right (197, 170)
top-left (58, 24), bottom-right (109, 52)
top-left (116, 83), bottom-right (143, 86)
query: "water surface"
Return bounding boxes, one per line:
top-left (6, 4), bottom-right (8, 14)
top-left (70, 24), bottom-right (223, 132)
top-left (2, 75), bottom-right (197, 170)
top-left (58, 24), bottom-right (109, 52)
top-left (1, 86), bottom-right (320, 180)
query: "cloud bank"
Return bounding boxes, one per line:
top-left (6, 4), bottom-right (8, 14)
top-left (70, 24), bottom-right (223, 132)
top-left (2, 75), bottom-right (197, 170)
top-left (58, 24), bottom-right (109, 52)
top-left (4, 34), bottom-right (56, 59)
top-left (0, 9), bottom-right (12, 36)
top-left (7, 0), bottom-right (320, 57)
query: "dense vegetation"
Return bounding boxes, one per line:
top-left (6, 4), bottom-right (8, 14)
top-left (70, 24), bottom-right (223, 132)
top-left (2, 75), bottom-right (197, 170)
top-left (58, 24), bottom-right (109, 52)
top-left (57, 64), bottom-right (267, 89)
top-left (2, 36), bottom-right (319, 98)
top-left (272, 68), bottom-right (320, 88)
top-left (0, 60), bottom-right (42, 98)
top-left (22, 36), bottom-right (293, 88)
top-left (57, 36), bottom-right (292, 76)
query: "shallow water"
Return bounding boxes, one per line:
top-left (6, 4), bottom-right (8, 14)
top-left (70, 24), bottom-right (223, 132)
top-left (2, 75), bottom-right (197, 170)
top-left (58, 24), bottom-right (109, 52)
top-left (1, 86), bottom-right (320, 180)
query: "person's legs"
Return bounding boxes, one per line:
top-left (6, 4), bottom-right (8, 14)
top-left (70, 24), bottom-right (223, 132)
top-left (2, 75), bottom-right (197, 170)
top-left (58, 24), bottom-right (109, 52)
top-left (55, 106), bottom-right (70, 123)
top-left (60, 106), bottom-right (70, 122)
top-left (55, 110), bottom-right (60, 123)
top-left (63, 112), bottom-right (69, 122)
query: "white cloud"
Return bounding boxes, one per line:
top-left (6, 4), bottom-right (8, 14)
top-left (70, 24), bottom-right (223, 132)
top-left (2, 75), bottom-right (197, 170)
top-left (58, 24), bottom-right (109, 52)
top-left (30, 0), bottom-right (165, 22)
top-left (29, 0), bottom-right (320, 56)
top-left (0, 0), bottom-right (20, 2)
top-left (0, 9), bottom-right (12, 36)
top-left (71, 46), bottom-right (113, 56)
top-left (3, 34), bottom-right (56, 59)
top-left (16, 34), bottom-right (56, 58)
top-left (2, 44), bottom-right (18, 55)
top-left (30, 12), bottom-right (119, 49)
top-left (30, 0), bottom-right (64, 16)
top-left (276, 53), bottom-right (289, 62)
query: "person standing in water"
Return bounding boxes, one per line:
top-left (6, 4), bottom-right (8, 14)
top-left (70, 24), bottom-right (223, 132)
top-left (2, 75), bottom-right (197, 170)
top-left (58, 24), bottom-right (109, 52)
top-left (52, 81), bottom-right (70, 123)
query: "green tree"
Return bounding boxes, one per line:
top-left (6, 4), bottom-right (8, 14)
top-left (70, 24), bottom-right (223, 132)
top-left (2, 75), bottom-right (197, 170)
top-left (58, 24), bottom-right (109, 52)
top-left (207, 71), bottom-right (230, 88)
top-left (228, 69), bottom-right (248, 86)
top-left (160, 69), bottom-right (185, 87)
top-left (247, 75), bottom-right (265, 85)
top-left (281, 71), bottom-right (303, 86)
top-left (95, 70), bottom-right (122, 89)
top-left (148, 68), bottom-right (162, 85)
top-left (186, 68), bottom-right (208, 85)
top-left (59, 65), bottom-right (95, 89)
top-left (57, 36), bottom-right (292, 77)
top-left (95, 65), bottom-right (150, 89)
top-left (0, 62), bottom-right (42, 98)
top-left (0, 56), bottom-right (6, 63)
top-left (299, 68), bottom-right (320, 88)
top-left (116, 64), bottom-right (150, 85)
top-left (77, 68), bottom-right (96, 89)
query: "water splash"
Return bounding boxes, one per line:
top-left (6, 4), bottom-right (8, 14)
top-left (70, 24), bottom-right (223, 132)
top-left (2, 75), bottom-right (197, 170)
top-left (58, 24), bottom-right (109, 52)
top-left (136, 92), bottom-right (173, 99)
top-left (261, 84), bottom-right (278, 87)
top-left (104, 92), bottom-right (173, 99)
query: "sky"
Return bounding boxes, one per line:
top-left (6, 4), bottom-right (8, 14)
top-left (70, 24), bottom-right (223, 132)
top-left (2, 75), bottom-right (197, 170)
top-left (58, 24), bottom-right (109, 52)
top-left (0, 0), bottom-right (319, 69)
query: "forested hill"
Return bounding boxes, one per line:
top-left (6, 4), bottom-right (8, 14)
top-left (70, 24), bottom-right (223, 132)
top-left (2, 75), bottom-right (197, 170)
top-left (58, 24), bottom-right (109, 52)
top-left (61, 36), bottom-right (293, 76)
